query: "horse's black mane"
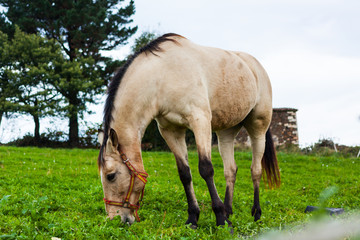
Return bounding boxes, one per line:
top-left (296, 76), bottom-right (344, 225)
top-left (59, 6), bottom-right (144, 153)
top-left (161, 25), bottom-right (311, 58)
top-left (98, 33), bottom-right (183, 168)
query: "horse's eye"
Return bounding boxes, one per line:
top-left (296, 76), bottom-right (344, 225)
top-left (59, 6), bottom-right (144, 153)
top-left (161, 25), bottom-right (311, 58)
top-left (106, 173), bottom-right (116, 182)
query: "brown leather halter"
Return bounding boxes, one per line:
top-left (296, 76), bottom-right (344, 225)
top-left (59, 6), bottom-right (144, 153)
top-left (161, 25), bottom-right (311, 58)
top-left (103, 151), bottom-right (148, 222)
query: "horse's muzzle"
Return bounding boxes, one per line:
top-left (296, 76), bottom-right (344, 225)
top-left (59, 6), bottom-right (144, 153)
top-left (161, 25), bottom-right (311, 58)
top-left (107, 207), bottom-right (135, 225)
top-left (120, 213), bottom-right (135, 225)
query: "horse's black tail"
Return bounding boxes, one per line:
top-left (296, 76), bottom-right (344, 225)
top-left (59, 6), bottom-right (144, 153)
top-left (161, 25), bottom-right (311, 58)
top-left (261, 129), bottom-right (281, 188)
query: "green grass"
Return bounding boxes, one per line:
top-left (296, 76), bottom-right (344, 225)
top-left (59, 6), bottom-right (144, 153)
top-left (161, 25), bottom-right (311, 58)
top-left (0, 146), bottom-right (359, 239)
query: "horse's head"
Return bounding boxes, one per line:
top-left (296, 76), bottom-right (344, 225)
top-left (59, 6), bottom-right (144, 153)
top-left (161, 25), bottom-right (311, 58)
top-left (98, 128), bottom-right (148, 225)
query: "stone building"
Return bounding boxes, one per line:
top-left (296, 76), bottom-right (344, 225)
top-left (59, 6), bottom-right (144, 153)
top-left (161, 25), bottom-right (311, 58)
top-left (235, 108), bottom-right (298, 146)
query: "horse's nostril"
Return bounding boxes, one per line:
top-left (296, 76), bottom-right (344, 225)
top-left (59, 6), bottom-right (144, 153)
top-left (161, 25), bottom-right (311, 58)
top-left (122, 215), bottom-right (134, 225)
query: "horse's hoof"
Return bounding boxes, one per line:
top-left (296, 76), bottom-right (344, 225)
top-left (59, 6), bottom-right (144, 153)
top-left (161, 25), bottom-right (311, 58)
top-left (253, 212), bottom-right (261, 222)
top-left (186, 219), bottom-right (198, 229)
top-left (185, 221), bottom-right (198, 229)
top-left (185, 218), bottom-right (198, 229)
top-left (251, 205), bottom-right (262, 222)
top-left (189, 224), bottom-right (198, 229)
top-left (226, 219), bottom-right (233, 228)
top-left (225, 206), bottom-right (233, 218)
top-left (216, 219), bottom-right (233, 234)
top-left (226, 219), bottom-right (233, 234)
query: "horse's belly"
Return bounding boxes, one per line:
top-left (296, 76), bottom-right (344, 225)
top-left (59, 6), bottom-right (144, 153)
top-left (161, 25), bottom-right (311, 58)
top-left (211, 103), bottom-right (254, 131)
top-left (209, 81), bottom-right (257, 131)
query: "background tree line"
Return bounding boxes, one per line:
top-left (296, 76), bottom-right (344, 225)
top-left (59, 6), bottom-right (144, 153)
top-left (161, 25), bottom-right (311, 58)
top-left (0, 0), bottom-right (138, 147)
top-left (0, 0), bottom-right (191, 149)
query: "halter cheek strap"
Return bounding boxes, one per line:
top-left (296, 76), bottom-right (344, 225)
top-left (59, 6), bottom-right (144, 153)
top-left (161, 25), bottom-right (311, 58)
top-left (103, 152), bottom-right (148, 222)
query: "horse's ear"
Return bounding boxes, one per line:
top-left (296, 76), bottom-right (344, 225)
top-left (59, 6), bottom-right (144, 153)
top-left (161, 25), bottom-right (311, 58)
top-left (109, 128), bottom-right (119, 147)
top-left (106, 128), bottom-right (119, 153)
top-left (98, 129), bottom-right (104, 146)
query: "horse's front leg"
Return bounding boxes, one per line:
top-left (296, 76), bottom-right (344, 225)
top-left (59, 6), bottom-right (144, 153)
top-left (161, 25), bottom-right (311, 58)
top-left (190, 114), bottom-right (231, 227)
top-left (158, 126), bottom-right (200, 228)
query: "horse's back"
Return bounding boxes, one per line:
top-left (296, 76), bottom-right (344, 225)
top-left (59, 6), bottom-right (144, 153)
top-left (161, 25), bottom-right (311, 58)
top-left (145, 37), bottom-right (272, 131)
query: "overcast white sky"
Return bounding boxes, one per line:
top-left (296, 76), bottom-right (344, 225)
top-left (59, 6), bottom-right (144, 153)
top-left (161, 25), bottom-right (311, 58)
top-left (1, 0), bottom-right (359, 146)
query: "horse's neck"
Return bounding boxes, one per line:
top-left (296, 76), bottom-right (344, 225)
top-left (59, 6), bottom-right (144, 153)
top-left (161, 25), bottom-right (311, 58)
top-left (119, 142), bottom-right (145, 172)
top-left (110, 96), bottom-right (155, 172)
top-left (112, 127), bottom-right (145, 172)
top-left (111, 107), bottom-right (154, 142)
top-left (112, 84), bottom-right (157, 138)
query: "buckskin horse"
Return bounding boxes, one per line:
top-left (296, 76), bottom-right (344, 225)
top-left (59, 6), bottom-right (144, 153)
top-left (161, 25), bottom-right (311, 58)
top-left (97, 33), bottom-right (280, 228)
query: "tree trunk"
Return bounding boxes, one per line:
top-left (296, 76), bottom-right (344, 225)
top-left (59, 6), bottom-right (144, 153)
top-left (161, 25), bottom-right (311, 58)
top-left (68, 92), bottom-right (79, 147)
top-left (0, 112), bottom-right (3, 142)
top-left (67, 40), bottom-right (79, 147)
top-left (69, 112), bottom-right (79, 147)
top-left (0, 111), bottom-right (3, 128)
top-left (33, 114), bottom-right (40, 144)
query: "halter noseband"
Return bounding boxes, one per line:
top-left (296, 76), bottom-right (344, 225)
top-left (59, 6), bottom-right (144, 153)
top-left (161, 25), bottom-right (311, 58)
top-left (103, 151), bottom-right (148, 222)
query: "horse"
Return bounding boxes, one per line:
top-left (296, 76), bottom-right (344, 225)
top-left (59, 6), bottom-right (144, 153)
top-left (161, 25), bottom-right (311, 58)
top-left (97, 33), bottom-right (280, 227)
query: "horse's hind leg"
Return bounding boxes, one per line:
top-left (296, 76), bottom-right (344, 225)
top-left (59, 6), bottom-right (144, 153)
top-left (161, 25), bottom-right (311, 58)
top-left (158, 126), bottom-right (200, 228)
top-left (216, 125), bottom-right (242, 218)
top-left (189, 112), bottom-right (230, 227)
top-left (248, 134), bottom-right (265, 222)
top-left (244, 110), bottom-right (271, 222)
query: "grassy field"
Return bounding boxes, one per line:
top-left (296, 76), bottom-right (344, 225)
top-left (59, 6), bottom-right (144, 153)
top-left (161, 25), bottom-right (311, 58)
top-left (0, 146), bottom-right (359, 239)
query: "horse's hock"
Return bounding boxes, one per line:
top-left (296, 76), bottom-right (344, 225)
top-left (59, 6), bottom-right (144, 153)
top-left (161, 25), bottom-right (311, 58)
top-left (236, 108), bottom-right (299, 147)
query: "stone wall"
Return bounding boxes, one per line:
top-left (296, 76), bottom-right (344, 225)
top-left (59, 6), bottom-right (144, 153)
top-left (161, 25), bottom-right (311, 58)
top-left (235, 108), bottom-right (299, 146)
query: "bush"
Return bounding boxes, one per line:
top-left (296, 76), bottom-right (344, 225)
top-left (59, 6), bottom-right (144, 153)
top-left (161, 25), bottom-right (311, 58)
top-left (7, 132), bottom-right (69, 148)
top-left (79, 122), bottom-right (101, 148)
top-left (302, 138), bottom-right (359, 157)
top-left (6, 124), bottom-right (100, 148)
